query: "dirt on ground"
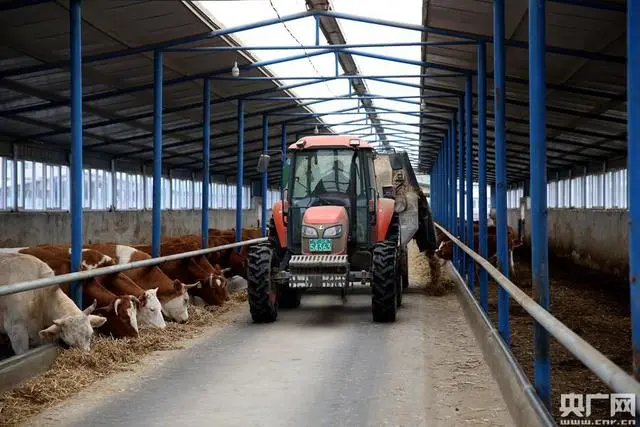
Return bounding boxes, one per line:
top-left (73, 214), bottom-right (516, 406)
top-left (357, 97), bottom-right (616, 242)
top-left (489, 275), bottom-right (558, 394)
top-left (476, 247), bottom-right (631, 422)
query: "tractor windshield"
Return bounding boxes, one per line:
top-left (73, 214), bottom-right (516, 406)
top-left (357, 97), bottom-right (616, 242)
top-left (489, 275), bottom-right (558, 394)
top-left (291, 149), bottom-right (354, 199)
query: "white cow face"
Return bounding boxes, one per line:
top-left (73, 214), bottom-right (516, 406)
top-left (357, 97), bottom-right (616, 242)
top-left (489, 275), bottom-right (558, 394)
top-left (137, 288), bottom-right (166, 329)
top-left (38, 301), bottom-right (106, 351)
top-left (161, 281), bottom-right (194, 323)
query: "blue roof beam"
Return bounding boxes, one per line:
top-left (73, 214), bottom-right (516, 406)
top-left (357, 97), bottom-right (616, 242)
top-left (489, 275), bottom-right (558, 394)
top-left (0, 9), bottom-right (624, 81)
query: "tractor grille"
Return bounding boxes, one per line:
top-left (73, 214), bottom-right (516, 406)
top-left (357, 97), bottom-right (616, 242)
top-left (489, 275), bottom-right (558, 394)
top-left (288, 255), bottom-right (349, 288)
top-left (289, 255), bottom-right (349, 272)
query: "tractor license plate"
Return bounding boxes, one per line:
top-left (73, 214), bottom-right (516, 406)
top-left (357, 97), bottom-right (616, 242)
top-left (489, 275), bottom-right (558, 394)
top-left (309, 239), bottom-right (332, 252)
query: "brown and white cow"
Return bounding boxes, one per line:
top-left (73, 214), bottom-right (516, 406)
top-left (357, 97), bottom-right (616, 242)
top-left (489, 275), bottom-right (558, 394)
top-left (133, 236), bottom-right (229, 306)
top-left (18, 246), bottom-right (140, 338)
top-left (0, 253), bottom-right (106, 355)
top-left (94, 269), bottom-right (165, 329)
top-left (24, 245), bottom-right (165, 330)
top-left (84, 244), bottom-right (197, 323)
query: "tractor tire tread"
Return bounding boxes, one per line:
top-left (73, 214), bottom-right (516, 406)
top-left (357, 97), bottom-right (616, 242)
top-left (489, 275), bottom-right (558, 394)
top-left (247, 243), bottom-right (278, 323)
top-left (372, 241), bottom-right (398, 322)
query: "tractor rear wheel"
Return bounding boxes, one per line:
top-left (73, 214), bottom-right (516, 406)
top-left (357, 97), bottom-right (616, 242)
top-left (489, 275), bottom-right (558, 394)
top-left (247, 243), bottom-right (278, 323)
top-left (372, 241), bottom-right (398, 322)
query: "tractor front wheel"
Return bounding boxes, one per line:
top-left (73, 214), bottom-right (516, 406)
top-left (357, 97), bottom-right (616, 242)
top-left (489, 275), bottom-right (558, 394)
top-left (247, 243), bottom-right (278, 323)
top-left (372, 241), bottom-right (398, 322)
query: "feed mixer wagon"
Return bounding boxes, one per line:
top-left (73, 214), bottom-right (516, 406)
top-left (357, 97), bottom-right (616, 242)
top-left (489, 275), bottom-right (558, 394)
top-left (247, 135), bottom-right (438, 323)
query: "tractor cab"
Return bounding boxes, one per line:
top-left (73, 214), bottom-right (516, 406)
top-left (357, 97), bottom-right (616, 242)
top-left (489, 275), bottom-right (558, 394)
top-left (248, 135), bottom-right (436, 324)
top-left (283, 136), bottom-right (378, 263)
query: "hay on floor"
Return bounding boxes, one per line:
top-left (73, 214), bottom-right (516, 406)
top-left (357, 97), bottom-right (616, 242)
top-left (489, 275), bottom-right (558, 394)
top-left (0, 289), bottom-right (248, 426)
top-left (407, 240), bottom-right (455, 295)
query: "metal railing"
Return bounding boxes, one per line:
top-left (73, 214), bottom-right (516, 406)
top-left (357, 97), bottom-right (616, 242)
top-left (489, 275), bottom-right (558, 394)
top-left (434, 223), bottom-right (640, 406)
top-left (0, 238), bottom-right (268, 297)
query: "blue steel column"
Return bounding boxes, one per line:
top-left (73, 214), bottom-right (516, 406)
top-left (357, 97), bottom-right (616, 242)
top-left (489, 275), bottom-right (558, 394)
top-left (236, 99), bottom-right (245, 244)
top-left (151, 49), bottom-right (163, 258)
top-left (261, 114), bottom-right (269, 237)
top-left (530, 0), bottom-right (551, 408)
top-left (438, 154), bottom-right (442, 222)
top-left (201, 79), bottom-right (211, 249)
top-left (432, 163), bottom-right (435, 220)
top-left (444, 134), bottom-right (449, 229)
top-left (450, 121), bottom-right (456, 235)
top-left (429, 157), bottom-right (438, 222)
top-left (436, 157), bottom-right (440, 222)
top-left (457, 101), bottom-right (464, 273)
top-left (494, 0), bottom-right (510, 345)
top-left (478, 42), bottom-right (489, 312)
top-left (69, 0), bottom-right (83, 307)
top-left (629, 0), bottom-right (640, 382)
top-left (465, 75), bottom-right (474, 291)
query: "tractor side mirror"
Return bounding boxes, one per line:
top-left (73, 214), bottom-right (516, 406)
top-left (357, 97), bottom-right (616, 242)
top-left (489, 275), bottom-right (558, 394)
top-left (257, 154), bottom-right (271, 173)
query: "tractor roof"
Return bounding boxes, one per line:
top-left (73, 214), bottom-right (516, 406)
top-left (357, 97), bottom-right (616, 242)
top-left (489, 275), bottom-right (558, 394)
top-left (288, 135), bottom-right (373, 151)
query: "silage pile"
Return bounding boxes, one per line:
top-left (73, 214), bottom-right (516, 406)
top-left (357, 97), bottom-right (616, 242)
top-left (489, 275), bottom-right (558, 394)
top-left (407, 240), bottom-right (455, 295)
top-left (0, 289), bottom-right (248, 426)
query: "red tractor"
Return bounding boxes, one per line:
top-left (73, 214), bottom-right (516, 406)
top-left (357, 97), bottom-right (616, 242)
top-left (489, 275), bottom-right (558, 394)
top-left (248, 135), bottom-right (437, 323)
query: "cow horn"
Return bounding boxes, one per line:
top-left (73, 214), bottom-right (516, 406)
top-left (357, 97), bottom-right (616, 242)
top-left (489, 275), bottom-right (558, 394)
top-left (221, 267), bottom-right (231, 274)
top-left (130, 295), bottom-right (141, 307)
top-left (184, 281), bottom-right (200, 290)
top-left (83, 299), bottom-right (98, 315)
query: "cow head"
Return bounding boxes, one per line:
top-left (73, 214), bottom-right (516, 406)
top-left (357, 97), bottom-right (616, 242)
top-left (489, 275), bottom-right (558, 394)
top-left (38, 299), bottom-right (107, 352)
top-left (435, 240), bottom-right (454, 261)
top-left (213, 264), bottom-right (230, 302)
top-left (161, 280), bottom-right (195, 323)
top-left (137, 288), bottom-right (166, 329)
top-left (94, 296), bottom-right (139, 338)
top-left (186, 261), bottom-right (229, 306)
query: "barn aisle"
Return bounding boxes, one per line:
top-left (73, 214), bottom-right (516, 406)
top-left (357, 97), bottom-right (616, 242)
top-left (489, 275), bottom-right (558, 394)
top-left (30, 292), bottom-right (512, 427)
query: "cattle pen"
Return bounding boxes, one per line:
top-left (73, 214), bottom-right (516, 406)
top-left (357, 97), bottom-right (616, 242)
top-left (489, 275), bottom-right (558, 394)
top-left (0, 0), bottom-right (638, 426)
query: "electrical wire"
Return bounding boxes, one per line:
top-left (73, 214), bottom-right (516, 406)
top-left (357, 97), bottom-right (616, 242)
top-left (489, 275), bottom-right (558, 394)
top-left (268, 0), bottom-right (336, 99)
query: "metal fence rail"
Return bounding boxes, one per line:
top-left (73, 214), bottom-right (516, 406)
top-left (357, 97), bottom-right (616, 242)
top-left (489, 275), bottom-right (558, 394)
top-left (434, 222), bottom-right (640, 406)
top-left (0, 238), bottom-right (268, 297)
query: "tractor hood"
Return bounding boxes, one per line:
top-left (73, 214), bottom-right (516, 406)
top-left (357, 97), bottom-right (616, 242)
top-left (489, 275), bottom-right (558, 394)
top-left (303, 206), bottom-right (347, 224)
top-left (301, 206), bottom-right (349, 255)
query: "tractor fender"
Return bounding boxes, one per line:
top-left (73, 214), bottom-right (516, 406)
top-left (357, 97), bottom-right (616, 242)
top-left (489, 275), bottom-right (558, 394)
top-left (375, 198), bottom-right (396, 242)
top-left (272, 200), bottom-right (287, 248)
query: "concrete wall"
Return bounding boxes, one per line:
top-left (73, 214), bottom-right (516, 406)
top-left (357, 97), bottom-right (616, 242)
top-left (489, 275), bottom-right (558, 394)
top-left (0, 208), bottom-right (269, 247)
top-left (508, 208), bottom-right (628, 278)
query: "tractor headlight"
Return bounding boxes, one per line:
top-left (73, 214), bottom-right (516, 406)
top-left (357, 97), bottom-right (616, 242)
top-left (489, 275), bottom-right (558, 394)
top-left (323, 225), bottom-right (343, 238)
top-left (302, 225), bottom-right (318, 238)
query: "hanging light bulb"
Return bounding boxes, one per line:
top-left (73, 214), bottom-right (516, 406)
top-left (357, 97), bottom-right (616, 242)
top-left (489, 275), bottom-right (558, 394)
top-left (420, 99), bottom-right (426, 110)
top-left (231, 60), bottom-right (240, 78)
top-left (314, 125), bottom-right (319, 134)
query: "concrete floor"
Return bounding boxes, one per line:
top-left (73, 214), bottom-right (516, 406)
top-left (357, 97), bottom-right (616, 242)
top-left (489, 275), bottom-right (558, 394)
top-left (29, 293), bottom-right (513, 427)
